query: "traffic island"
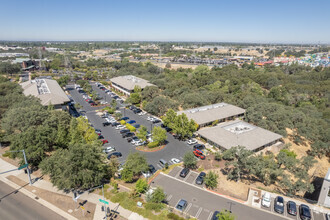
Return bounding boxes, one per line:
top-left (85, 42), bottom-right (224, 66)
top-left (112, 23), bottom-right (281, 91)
top-left (135, 144), bottom-right (166, 152)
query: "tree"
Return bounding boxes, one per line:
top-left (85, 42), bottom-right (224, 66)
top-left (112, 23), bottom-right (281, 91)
top-left (151, 127), bottom-right (167, 144)
top-left (136, 125), bottom-right (148, 142)
top-left (165, 63), bottom-right (171, 69)
top-left (162, 109), bottom-right (177, 128)
top-left (145, 96), bottom-right (178, 116)
top-left (124, 152), bottom-right (149, 176)
top-left (217, 210), bottom-right (236, 220)
top-left (40, 143), bottom-right (108, 190)
top-left (135, 179), bottom-right (148, 193)
top-left (121, 167), bottom-right (134, 183)
top-left (108, 157), bottom-right (119, 178)
top-left (149, 187), bottom-right (166, 203)
top-left (56, 75), bottom-right (69, 87)
top-left (172, 113), bottom-right (197, 139)
top-left (204, 171), bottom-right (219, 189)
top-left (141, 86), bottom-right (160, 102)
top-left (0, 62), bottom-right (21, 76)
top-left (128, 93), bottom-right (141, 104)
top-left (183, 152), bottom-right (197, 169)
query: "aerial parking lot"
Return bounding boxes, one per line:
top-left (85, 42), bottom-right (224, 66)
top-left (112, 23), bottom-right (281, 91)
top-left (67, 82), bottom-right (192, 169)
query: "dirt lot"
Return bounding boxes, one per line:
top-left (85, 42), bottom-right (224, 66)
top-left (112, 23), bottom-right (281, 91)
top-left (7, 175), bottom-right (96, 220)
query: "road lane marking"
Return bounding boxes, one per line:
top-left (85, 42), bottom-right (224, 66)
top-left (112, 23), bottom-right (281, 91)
top-left (185, 203), bottom-right (192, 214)
top-left (195, 207), bottom-right (203, 219)
top-left (207, 211), bottom-right (213, 220)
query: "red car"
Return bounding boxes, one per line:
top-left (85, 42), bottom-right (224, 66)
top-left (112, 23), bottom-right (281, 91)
top-left (90, 102), bottom-right (97, 106)
top-left (101, 139), bottom-right (109, 144)
top-left (193, 149), bottom-right (205, 160)
top-left (85, 99), bottom-right (91, 102)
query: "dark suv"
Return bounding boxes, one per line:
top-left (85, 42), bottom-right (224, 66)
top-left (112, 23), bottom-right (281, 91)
top-left (122, 132), bottom-right (134, 138)
top-left (119, 129), bottom-right (130, 134)
top-left (180, 168), bottom-right (190, 178)
top-left (195, 172), bottom-right (206, 185)
top-left (299, 204), bottom-right (311, 220)
top-left (193, 144), bottom-right (205, 150)
top-left (274, 196), bottom-right (284, 214)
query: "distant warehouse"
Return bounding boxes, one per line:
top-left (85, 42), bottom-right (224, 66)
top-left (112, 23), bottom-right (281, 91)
top-left (197, 120), bottom-right (283, 152)
top-left (110, 75), bottom-right (155, 96)
top-left (20, 79), bottom-right (70, 110)
top-left (177, 103), bottom-right (245, 127)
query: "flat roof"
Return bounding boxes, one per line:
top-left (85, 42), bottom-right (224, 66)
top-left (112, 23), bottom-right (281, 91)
top-left (177, 103), bottom-right (245, 125)
top-left (20, 79), bottom-right (70, 106)
top-left (110, 75), bottom-right (154, 91)
top-left (197, 120), bottom-right (283, 151)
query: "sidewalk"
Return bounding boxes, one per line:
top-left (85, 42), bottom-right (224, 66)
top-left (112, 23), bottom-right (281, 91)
top-left (0, 158), bottom-right (146, 220)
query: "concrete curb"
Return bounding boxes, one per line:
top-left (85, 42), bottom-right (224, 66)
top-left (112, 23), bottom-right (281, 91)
top-left (0, 176), bottom-right (78, 220)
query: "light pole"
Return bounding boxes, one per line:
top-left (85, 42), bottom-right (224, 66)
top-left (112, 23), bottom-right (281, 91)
top-left (88, 185), bottom-right (107, 219)
top-left (227, 201), bottom-right (235, 213)
top-left (9, 149), bottom-right (32, 185)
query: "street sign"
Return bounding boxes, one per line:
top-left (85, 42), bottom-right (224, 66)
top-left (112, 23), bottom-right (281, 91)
top-left (99, 199), bottom-right (109, 205)
top-left (18, 164), bottom-right (28, 170)
top-left (80, 206), bottom-right (85, 210)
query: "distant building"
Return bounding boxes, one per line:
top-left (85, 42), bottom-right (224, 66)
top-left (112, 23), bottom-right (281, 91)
top-left (177, 103), bottom-right (245, 127)
top-left (20, 79), bottom-right (70, 110)
top-left (197, 120), bottom-right (283, 152)
top-left (318, 168), bottom-right (330, 208)
top-left (110, 75), bottom-right (155, 96)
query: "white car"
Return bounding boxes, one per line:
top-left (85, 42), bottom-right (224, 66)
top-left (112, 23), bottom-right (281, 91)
top-left (103, 146), bottom-right (116, 154)
top-left (170, 158), bottom-right (181, 164)
top-left (261, 192), bottom-right (271, 208)
top-left (142, 171), bottom-right (152, 178)
top-left (138, 111), bottom-right (146, 116)
top-left (147, 116), bottom-right (154, 121)
top-left (100, 100), bottom-right (108, 105)
top-left (115, 125), bottom-right (126, 130)
top-left (187, 139), bottom-right (198, 145)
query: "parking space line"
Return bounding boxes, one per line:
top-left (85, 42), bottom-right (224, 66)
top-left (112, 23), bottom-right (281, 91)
top-left (185, 203), bottom-right (192, 214)
top-left (195, 207), bottom-right (203, 219)
top-left (310, 209), bottom-right (314, 220)
top-left (207, 211), bottom-right (213, 220)
top-left (184, 171), bottom-right (193, 181)
top-left (175, 169), bottom-right (182, 178)
top-left (167, 194), bottom-right (173, 202)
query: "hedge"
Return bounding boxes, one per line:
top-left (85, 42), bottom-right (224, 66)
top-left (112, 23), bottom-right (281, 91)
top-left (126, 124), bottom-right (136, 132)
top-left (147, 141), bottom-right (159, 148)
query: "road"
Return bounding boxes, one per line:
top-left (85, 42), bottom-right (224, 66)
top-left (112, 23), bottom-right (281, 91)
top-left (0, 181), bottom-right (65, 220)
top-left (67, 83), bottom-right (192, 168)
top-left (150, 172), bottom-right (286, 220)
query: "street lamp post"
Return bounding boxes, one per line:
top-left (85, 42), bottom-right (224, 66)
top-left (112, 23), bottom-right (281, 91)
top-left (88, 185), bottom-right (107, 219)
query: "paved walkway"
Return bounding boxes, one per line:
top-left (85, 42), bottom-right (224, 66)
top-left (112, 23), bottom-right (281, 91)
top-left (0, 158), bottom-right (146, 220)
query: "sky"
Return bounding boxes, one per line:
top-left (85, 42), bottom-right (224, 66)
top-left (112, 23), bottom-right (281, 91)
top-left (1, 0), bottom-right (329, 44)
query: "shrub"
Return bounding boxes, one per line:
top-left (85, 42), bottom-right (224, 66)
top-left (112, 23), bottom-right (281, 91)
top-left (145, 202), bottom-right (165, 212)
top-left (135, 179), bottom-right (148, 193)
top-left (2, 151), bottom-right (11, 157)
top-left (147, 141), bottom-right (159, 148)
top-left (126, 124), bottom-right (136, 132)
top-left (167, 212), bottom-right (185, 220)
top-left (214, 152), bottom-right (222, 161)
top-left (120, 120), bottom-right (126, 125)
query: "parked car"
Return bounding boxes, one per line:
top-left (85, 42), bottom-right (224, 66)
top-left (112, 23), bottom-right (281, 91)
top-left (148, 164), bottom-right (156, 174)
top-left (299, 204), bottom-right (311, 220)
top-left (287, 201), bottom-right (297, 216)
top-left (274, 196), bottom-right (284, 214)
top-left (107, 152), bottom-right (122, 159)
top-left (120, 117), bottom-right (129, 121)
top-left (211, 211), bottom-right (220, 220)
top-left (180, 168), bottom-right (190, 178)
top-left (103, 122), bottom-right (111, 127)
top-left (133, 108), bottom-right (142, 114)
top-left (98, 135), bottom-right (105, 139)
top-left (159, 159), bottom-right (168, 168)
top-left (103, 146), bottom-right (116, 154)
top-left (326, 213), bottom-right (330, 220)
top-left (115, 125), bottom-right (126, 130)
top-left (176, 199), bottom-right (188, 211)
top-left (195, 172), bottom-right (206, 185)
top-left (131, 136), bottom-right (140, 144)
top-left (261, 192), bottom-right (271, 208)
top-left (147, 116), bottom-right (154, 121)
top-left (127, 120), bottom-right (136, 124)
top-left (133, 124), bottom-right (140, 128)
top-left (95, 129), bottom-right (101, 135)
top-left (111, 122), bottom-right (120, 127)
top-left (122, 132), bottom-right (134, 138)
top-left (119, 129), bottom-right (130, 134)
top-left (134, 140), bottom-right (146, 146)
top-left (153, 119), bottom-right (161, 124)
top-left (193, 144), bottom-right (205, 150)
top-left (138, 111), bottom-right (146, 116)
top-left (164, 127), bottom-right (172, 132)
top-left (170, 158), bottom-right (181, 164)
top-left (101, 139), bottom-right (109, 145)
top-left (187, 139), bottom-right (198, 145)
top-left (193, 149), bottom-right (205, 159)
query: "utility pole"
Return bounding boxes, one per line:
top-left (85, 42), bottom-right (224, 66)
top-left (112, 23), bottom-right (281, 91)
top-left (8, 150), bottom-right (32, 185)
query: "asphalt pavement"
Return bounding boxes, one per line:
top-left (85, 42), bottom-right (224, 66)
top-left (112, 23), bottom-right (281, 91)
top-left (67, 83), bottom-right (193, 168)
top-left (0, 180), bottom-right (65, 220)
top-left (150, 172), bottom-right (287, 220)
